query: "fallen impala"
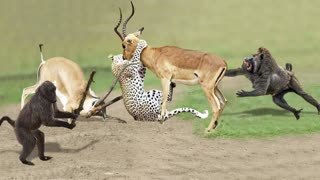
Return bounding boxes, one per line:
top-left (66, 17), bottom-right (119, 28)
top-left (21, 44), bottom-right (106, 121)
top-left (113, 2), bottom-right (228, 131)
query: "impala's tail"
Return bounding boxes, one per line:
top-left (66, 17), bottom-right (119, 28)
top-left (163, 108), bottom-right (208, 121)
top-left (37, 44), bottom-right (46, 81)
top-left (39, 44), bottom-right (45, 63)
top-left (0, 116), bottom-right (15, 128)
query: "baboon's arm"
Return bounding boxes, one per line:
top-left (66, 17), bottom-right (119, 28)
top-left (42, 117), bottom-right (75, 129)
top-left (53, 103), bottom-right (77, 119)
top-left (236, 89), bottom-right (267, 97)
top-left (237, 76), bottom-right (270, 97)
top-left (225, 68), bottom-right (245, 77)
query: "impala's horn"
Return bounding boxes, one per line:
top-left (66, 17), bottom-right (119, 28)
top-left (122, 1), bottom-right (135, 38)
top-left (114, 8), bottom-right (123, 41)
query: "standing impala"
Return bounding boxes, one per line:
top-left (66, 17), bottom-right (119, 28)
top-left (113, 2), bottom-right (227, 131)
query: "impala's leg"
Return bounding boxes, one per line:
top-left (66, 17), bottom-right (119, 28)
top-left (160, 78), bottom-right (171, 120)
top-left (215, 88), bottom-right (227, 105)
top-left (203, 66), bottom-right (226, 131)
top-left (202, 86), bottom-right (220, 131)
top-left (214, 88), bottom-right (227, 122)
top-left (21, 84), bottom-right (39, 109)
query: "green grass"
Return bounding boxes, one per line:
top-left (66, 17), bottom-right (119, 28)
top-left (0, 0), bottom-right (319, 138)
top-left (176, 82), bottom-right (320, 138)
top-left (0, 69), bottom-right (116, 107)
top-left (0, 68), bottom-right (160, 107)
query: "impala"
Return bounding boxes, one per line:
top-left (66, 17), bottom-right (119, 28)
top-left (113, 2), bottom-right (228, 131)
top-left (21, 44), bottom-right (106, 121)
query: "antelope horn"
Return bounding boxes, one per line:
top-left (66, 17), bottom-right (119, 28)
top-left (122, 1), bottom-right (135, 38)
top-left (95, 62), bottom-right (140, 106)
top-left (114, 8), bottom-right (123, 41)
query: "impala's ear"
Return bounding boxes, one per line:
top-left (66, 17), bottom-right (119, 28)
top-left (133, 27), bottom-right (144, 37)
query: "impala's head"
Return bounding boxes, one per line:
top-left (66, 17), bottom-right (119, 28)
top-left (114, 1), bottom-right (144, 60)
top-left (82, 91), bottom-right (107, 119)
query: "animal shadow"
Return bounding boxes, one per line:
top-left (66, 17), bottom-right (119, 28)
top-left (225, 107), bottom-right (315, 117)
top-left (0, 139), bottom-right (99, 160)
top-left (79, 115), bottom-right (127, 123)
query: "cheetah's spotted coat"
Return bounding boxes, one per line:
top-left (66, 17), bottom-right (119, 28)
top-left (111, 40), bottom-right (208, 121)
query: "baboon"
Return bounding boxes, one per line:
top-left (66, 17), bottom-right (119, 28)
top-left (0, 81), bottom-right (77, 165)
top-left (225, 47), bottom-right (320, 119)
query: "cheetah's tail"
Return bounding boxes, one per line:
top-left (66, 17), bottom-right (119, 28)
top-left (163, 108), bottom-right (209, 121)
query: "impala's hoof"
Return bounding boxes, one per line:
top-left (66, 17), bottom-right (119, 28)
top-left (205, 128), bottom-right (213, 133)
top-left (159, 119), bottom-right (164, 125)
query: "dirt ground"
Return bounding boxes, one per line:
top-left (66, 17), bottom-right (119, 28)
top-left (1, 87), bottom-right (320, 180)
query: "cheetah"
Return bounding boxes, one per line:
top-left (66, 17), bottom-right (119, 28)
top-left (110, 40), bottom-right (208, 121)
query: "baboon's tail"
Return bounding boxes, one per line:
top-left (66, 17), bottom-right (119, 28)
top-left (0, 116), bottom-right (15, 127)
top-left (163, 108), bottom-right (209, 121)
top-left (285, 63), bottom-right (292, 72)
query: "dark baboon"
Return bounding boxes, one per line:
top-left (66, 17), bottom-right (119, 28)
top-left (225, 47), bottom-right (320, 119)
top-left (0, 81), bottom-right (77, 165)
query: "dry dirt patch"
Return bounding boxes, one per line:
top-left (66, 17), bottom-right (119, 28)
top-left (0, 92), bottom-right (320, 180)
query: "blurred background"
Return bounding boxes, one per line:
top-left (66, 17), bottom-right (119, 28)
top-left (0, 0), bottom-right (319, 137)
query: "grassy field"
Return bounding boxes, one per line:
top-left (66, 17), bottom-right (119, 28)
top-left (177, 82), bottom-right (320, 138)
top-left (0, 0), bottom-right (319, 138)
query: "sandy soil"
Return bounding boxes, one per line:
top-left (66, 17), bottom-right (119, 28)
top-left (1, 84), bottom-right (320, 180)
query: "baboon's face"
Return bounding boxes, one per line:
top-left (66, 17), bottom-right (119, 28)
top-left (39, 81), bottom-right (57, 103)
top-left (242, 57), bottom-right (255, 73)
top-left (242, 52), bottom-right (264, 74)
